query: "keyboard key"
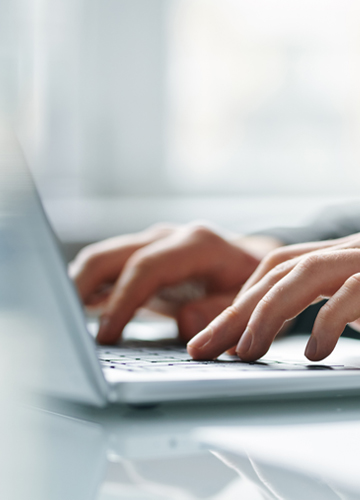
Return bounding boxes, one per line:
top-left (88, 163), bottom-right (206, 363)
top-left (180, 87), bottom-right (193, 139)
top-left (97, 341), bottom-right (360, 374)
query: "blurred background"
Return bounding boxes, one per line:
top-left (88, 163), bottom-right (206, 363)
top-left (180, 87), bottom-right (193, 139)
top-left (2, 4), bottom-right (360, 498)
top-left (2, 0), bottom-right (360, 258)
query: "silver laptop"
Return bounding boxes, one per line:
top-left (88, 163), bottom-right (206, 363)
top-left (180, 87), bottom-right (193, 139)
top-left (3, 123), bottom-right (360, 407)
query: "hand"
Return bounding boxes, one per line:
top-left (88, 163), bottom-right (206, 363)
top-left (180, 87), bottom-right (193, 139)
top-left (188, 233), bottom-right (360, 362)
top-left (69, 223), bottom-right (281, 344)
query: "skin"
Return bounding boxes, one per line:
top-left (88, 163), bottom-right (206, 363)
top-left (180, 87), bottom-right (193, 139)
top-left (69, 222), bottom-right (281, 344)
top-left (188, 233), bottom-right (360, 362)
top-left (71, 224), bottom-right (360, 363)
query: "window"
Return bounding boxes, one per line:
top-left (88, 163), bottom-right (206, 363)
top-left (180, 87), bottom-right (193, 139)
top-left (7, 0), bottom-right (360, 198)
top-left (166, 0), bottom-right (360, 194)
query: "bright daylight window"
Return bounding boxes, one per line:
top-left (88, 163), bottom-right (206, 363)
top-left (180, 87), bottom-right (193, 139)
top-left (7, 0), bottom-right (360, 199)
top-left (166, 0), bottom-right (360, 195)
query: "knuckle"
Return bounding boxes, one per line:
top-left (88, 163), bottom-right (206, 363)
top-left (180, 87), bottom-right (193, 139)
top-left (148, 222), bottom-right (175, 237)
top-left (262, 247), bottom-right (290, 270)
top-left (126, 251), bottom-right (154, 276)
top-left (297, 253), bottom-right (323, 274)
top-left (258, 290), bottom-right (288, 325)
top-left (345, 273), bottom-right (360, 290)
top-left (188, 223), bottom-right (215, 239)
top-left (76, 245), bottom-right (104, 271)
top-left (220, 305), bottom-right (241, 324)
top-left (270, 260), bottom-right (292, 278)
top-left (258, 291), bottom-right (277, 314)
top-left (316, 301), bottom-right (334, 322)
top-left (185, 224), bottom-right (224, 248)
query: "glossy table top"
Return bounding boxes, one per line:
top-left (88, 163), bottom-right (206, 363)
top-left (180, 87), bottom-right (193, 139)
top-left (5, 393), bottom-right (359, 500)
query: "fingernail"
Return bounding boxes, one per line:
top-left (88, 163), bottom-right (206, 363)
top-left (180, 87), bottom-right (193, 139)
top-left (236, 328), bottom-right (252, 356)
top-left (305, 336), bottom-right (317, 359)
top-left (187, 328), bottom-right (213, 350)
top-left (97, 315), bottom-right (110, 343)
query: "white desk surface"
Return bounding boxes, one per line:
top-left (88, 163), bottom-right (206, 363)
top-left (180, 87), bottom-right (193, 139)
top-left (4, 386), bottom-right (360, 500)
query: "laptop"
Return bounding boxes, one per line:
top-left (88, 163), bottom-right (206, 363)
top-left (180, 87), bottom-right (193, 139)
top-left (3, 123), bottom-right (360, 407)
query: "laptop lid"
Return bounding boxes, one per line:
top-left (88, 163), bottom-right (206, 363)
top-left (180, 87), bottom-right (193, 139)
top-left (0, 121), bottom-right (109, 406)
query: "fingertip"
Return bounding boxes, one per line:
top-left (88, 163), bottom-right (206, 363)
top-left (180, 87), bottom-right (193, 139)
top-left (304, 335), bottom-right (320, 361)
top-left (187, 305), bottom-right (250, 360)
top-left (96, 315), bottom-right (120, 344)
top-left (304, 335), bottom-right (336, 362)
top-left (235, 327), bottom-right (252, 358)
top-left (187, 328), bottom-right (213, 359)
top-left (235, 326), bottom-right (273, 362)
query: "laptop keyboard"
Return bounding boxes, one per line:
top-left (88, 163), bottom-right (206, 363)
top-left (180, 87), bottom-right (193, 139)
top-left (97, 340), bottom-right (357, 373)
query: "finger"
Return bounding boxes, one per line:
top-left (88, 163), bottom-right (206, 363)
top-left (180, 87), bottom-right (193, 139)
top-left (226, 346), bottom-right (237, 355)
top-left (188, 249), bottom-right (360, 361)
top-left (236, 250), bottom-right (360, 361)
top-left (177, 292), bottom-right (237, 342)
top-left (308, 272), bottom-right (360, 360)
top-left (187, 256), bottom-right (299, 359)
top-left (240, 238), bottom-right (341, 296)
top-left (227, 320), bottom-right (295, 355)
top-left (348, 318), bottom-right (360, 332)
top-left (240, 233), bottom-right (360, 298)
top-left (97, 226), bottom-right (250, 343)
top-left (321, 232), bottom-right (360, 253)
top-left (70, 224), bottom-right (176, 302)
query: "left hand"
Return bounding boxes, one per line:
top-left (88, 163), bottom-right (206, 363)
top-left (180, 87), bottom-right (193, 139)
top-left (188, 233), bottom-right (360, 362)
top-left (69, 223), bottom-right (280, 344)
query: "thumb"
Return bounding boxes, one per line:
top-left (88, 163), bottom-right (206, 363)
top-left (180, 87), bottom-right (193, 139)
top-left (177, 292), bottom-right (237, 342)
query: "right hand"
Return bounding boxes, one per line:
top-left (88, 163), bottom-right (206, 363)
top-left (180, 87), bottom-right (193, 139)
top-left (188, 233), bottom-right (360, 362)
top-left (69, 223), bottom-right (281, 344)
